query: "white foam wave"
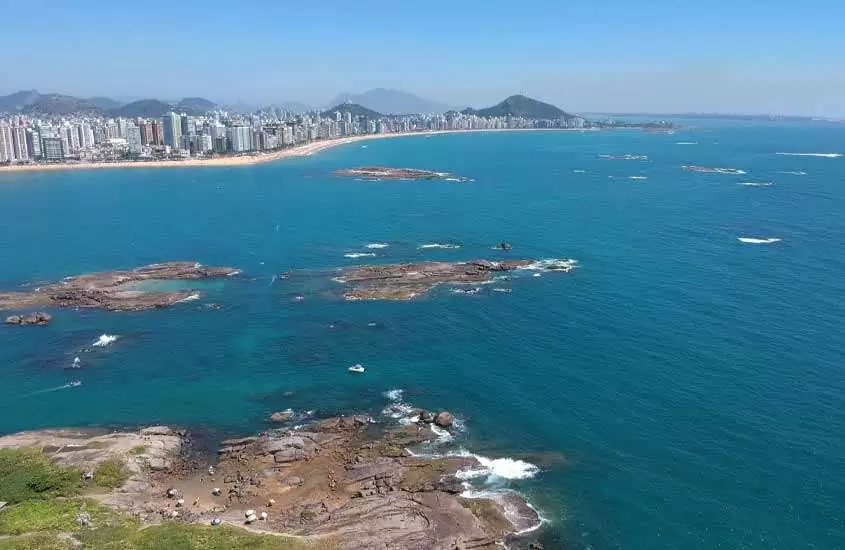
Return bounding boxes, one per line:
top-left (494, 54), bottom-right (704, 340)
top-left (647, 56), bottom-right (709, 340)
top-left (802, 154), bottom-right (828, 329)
top-left (573, 169), bottom-right (586, 173)
top-left (419, 243), bottom-right (461, 250)
top-left (429, 423), bottom-right (453, 444)
top-left (226, 269), bottom-right (241, 276)
top-left (176, 293), bottom-right (200, 303)
top-left (454, 452), bottom-right (539, 481)
top-left (676, 141), bottom-right (698, 145)
top-left (628, 176), bottom-right (648, 180)
top-left (365, 243), bottom-right (389, 249)
top-left (517, 258), bottom-right (579, 272)
top-left (92, 334), bottom-right (119, 347)
top-left (737, 182), bottom-right (773, 187)
top-left (384, 389), bottom-right (404, 401)
top-left (344, 252), bottom-right (376, 259)
top-left (777, 170), bottom-right (807, 176)
top-left (738, 237), bottom-right (782, 244)
top-left (776, 152), bottom-right (842, 158)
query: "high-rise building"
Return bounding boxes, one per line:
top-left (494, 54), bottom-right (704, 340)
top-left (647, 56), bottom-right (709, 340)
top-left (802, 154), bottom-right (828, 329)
top-left (180, 115), bottom-right (196, 137)
top-left (126, 124), bottom-right (143, 154)
top-left (26, 129), bottom-right (41, 159)
top-left (213, 136), bottom-right (227, 154)
top-left (227, 125), bottom-right (252, 152)
top-left (41, 137), bottom-right (65, 160)
top-left (0, 123), bottom-right (13, 162)
top-left (151, 120), bottom-right (164, 146)
top-left (105, 121), bottom-right (119, 140)
top-left (139, 122), bottom-right (154, 145)
top-left (62, 125), bottom-right (80, 154)
top-left (78, 123), bottom-right (95, 148)
top-left (11, 126), bottom-right (29, 160)
top-left (93, 125), bottom-right (106, 144)
top-left (163, 112), bottom-right (182, 148)
top-left (196, 134), bottom-right (212, 153)
top-left (116, 118), bottom-right (130, 139)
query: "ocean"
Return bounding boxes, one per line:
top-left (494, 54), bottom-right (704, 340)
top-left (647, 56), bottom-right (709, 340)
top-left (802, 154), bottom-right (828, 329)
top-left (1, 123), bottom-right (844, 549)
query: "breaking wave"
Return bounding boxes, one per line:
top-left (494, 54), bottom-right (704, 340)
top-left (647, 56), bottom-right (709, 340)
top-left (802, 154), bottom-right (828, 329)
top-left (419, 243), bottom-right (461, 250)
top-left (738, 237), bottom-right (782, 244)
top-left (92, 334), bottom-right (119, 347)
top-left (516, 258), bottom-right (579, 272)
top-left (344, 252), bottom-right (376, 259)
top-left (777, 170), bottom-right (807, 176)
top-left (365, 243), bottom-right (389, 249)
top-left (384, 389), bottom-right (404, 401)
top-left (175, 293), bottom-right (200, 303)
top-left (454, 452), bottom-right (540, 482)
top-left (776, 152), bottom-right (842, 158)
top-left (737, 182), bottom-right (773, 187)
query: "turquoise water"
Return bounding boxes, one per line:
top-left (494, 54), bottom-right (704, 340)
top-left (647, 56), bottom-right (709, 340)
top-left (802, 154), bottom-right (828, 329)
top-left (2, 125), bottom-right (844, 548)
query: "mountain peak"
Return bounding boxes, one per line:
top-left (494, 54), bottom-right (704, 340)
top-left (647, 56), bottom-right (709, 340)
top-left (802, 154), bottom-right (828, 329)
top-left (469, 95), bottom-right (571, 119)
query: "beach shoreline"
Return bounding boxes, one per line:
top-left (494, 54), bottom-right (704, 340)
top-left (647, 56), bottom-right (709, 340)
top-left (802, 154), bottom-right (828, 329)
top-left (0, 128), bottom-right (589, 175)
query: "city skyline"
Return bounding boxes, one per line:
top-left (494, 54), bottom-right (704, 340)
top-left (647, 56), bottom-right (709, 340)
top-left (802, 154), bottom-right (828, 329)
top-left (2, 1), bottom-right (844, 117)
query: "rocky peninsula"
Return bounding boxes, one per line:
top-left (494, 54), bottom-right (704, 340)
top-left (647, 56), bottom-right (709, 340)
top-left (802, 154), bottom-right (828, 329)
top-left (0, 416), bottom-right (540, 550)
top-left (333, 166), bottom-right (468, 182)
top-left (338, 259), bottom-right (576, 300)
top-left (0, 262), bottom-right (240, 312)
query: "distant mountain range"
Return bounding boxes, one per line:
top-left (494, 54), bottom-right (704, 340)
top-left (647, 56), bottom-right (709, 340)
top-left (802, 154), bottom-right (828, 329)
top-left (325, 89), bottom-right (460, 114)
top-left (0, 90), bottom-right (218, 117)
top-left (1, 89), bottom-right (575, 121)
top-left (463, 95), bottom-right (572, 119)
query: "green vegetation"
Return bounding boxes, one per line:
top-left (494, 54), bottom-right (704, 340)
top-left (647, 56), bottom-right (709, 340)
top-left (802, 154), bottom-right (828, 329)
top-left (127, 445), bottom-right (148, 456)
top-left (466, 94), bottom-right (570, 119)
top-left (0, 446), bottom-right (335, 549)
top-left (92, 458), bottom-right (129, 489)
top-left (0, 499), bottom-right (132, 535)
top-left (0, 449), bottom-right (80, 504)
top-left (0, 532), bottom-right (76, 550)
top-left (77, 523), bottom-right (335, 549)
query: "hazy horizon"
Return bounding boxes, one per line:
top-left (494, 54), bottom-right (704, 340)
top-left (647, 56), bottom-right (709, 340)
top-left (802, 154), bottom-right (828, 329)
top-left (3, 0), bottom-right (844, 117)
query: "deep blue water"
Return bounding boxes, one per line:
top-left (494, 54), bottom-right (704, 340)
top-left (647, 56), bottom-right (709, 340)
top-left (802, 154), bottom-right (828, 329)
top-left (2, 124), bottom-right (844, 549)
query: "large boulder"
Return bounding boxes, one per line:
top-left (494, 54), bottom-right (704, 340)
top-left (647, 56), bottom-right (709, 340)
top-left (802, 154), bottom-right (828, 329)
top-left (5, 312), bottom-right (51, 326)
top-left (269, 410), bottom-right (294, 423)
top-left (434, 412), bottom-right (454, 428)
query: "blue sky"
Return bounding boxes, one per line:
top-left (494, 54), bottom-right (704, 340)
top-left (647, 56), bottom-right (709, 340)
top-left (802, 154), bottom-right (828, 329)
top-left (2, 0), bottom-right (844, 115)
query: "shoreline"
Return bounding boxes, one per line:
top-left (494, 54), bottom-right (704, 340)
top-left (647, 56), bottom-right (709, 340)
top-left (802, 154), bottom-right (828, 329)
top-left (0, 128), bottom-right (590, 175)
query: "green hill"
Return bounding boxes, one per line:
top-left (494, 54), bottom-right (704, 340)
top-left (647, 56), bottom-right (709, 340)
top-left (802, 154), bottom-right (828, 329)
top-left (466, 94), bottom-right (570, 119)
top-left (174, 97), bottom-right (216, 115)
top-left (23, 94), bottom-right (103, 116)
top-left (321, 103), bottom-right (381, 119)
top-left (110, 99), bottom-right (172, 118)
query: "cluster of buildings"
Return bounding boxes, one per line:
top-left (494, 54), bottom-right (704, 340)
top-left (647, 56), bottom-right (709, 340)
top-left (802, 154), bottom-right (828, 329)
top-left (0, 106), bottom-right (589, 165)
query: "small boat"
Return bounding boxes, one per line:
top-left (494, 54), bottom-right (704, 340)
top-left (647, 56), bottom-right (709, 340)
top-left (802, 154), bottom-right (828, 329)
top-left (69, 380), bottom-right (82, 387)
top-left (348, 364), bottom-right (366, 374)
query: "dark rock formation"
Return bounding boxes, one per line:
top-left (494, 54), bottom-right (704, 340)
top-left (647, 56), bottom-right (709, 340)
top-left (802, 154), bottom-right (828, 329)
top-left (334, 166), bottom-right (468, 182)
top-left (4, 312), bottom-right (51, 326)
top-left (0, 262), bottom-right (240, 312)
top-left (339, 260), bottom-right (535, 301)
top-left (268, 410), bottom-right (294, 423)
top-left (434, 411), bottom-right (455, 428)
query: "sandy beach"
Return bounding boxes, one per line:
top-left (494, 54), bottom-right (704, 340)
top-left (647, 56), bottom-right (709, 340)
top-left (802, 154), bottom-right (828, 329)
top-left (0, 128), bottom-right (587, 175)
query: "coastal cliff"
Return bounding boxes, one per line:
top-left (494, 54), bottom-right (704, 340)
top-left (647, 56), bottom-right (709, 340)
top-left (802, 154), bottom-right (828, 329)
top-left (0, 416), bottom-right (540, 550)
